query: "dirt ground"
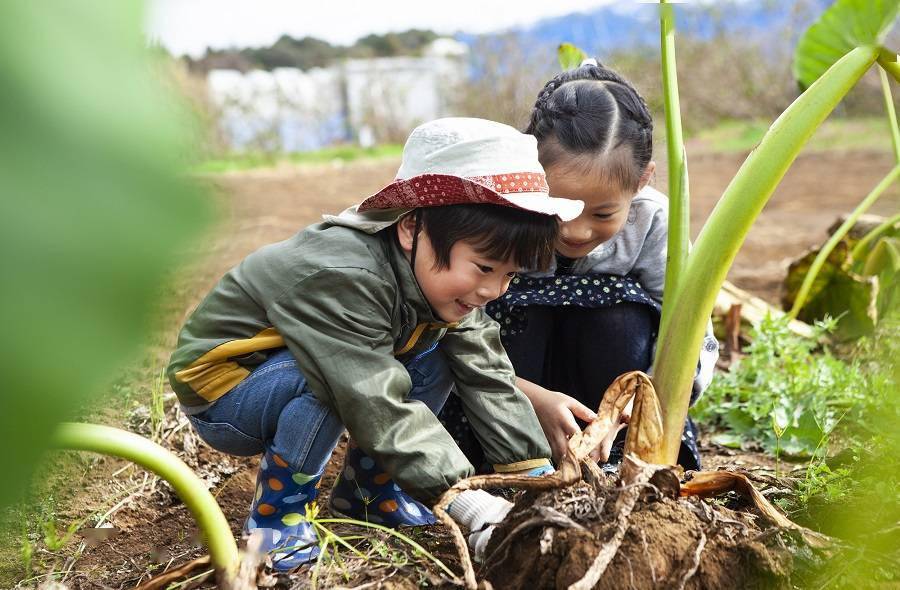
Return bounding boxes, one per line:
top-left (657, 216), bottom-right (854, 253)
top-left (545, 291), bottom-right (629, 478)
top-left (19, 150), bottom-right (899, 589)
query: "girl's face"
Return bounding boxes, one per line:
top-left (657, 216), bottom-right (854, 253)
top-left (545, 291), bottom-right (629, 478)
top-left (546, 162), bottom-right (652, 259)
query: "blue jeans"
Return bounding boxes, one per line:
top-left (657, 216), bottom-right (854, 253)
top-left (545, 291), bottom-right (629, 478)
top-left (188, 345), bottom-right (454, 474)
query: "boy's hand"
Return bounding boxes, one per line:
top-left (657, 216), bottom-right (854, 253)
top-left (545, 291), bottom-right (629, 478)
top-left (448, 490), bottom-right (514, 562)
top-left (516, 378), bottom-right (597, 463)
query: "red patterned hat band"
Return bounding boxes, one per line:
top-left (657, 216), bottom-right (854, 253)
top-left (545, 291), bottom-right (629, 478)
top-left (433, 172), bottom-right (548, 194)
top-left (359, 172), bottom-right (551, 212)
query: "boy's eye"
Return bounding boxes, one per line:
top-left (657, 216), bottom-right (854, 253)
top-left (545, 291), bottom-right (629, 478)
top-left (506, 271), bottom-right (518, 279)
top-left (593, 213), bottom-right (614, 219)
top-left (476, 264), bottom-right (493, 273)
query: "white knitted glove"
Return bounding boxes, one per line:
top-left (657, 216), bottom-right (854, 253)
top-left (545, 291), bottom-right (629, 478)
top-left (447, 490), bottom-right (514, 562)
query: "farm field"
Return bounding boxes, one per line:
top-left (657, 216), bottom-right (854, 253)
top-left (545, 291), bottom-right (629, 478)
top-left (6, 147), bottom-right (897, 589)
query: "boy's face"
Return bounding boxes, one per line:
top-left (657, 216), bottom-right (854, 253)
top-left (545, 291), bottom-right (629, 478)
top-left (398, 217), bottom-right (520, 322)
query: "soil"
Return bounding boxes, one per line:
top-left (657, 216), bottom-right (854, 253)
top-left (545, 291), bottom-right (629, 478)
top-left (484, 481), bottom-right (793, 590)
top-left (16, 149), bottom-right (900, 589)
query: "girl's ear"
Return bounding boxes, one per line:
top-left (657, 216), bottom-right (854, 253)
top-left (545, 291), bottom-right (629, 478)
top-left (396, 213), bottom-right (416, 254)
top-left (638, 161), bottom-right (656, 191)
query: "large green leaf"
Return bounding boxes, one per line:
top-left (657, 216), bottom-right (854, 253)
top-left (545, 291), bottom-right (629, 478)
top-left (557, 42), bottom-right (588, 71)
top-left (864, 237), bottom-right (900, 317)
top-left (794, 0), bottom-right (900, 90)
top-left (784, 240), bottom-right (879, 340)
top-left (783, 240), bottom-right (849, 311)
top-left (0, 3), bottom-right (211, 507)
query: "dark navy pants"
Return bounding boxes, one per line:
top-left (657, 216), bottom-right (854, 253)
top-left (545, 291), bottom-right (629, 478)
top-left (439, 302), bottom-right (701, 471)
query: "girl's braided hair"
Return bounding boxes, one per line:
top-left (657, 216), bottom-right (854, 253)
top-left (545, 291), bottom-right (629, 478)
top-left (526, 60), bottom-right (653, 192)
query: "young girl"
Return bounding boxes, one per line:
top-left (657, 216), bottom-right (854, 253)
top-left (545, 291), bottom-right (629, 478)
top-left (441, 60), bottom-right (717, 471)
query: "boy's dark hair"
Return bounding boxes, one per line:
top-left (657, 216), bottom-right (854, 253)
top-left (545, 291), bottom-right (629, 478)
top-left (413, 204), bottom-right (558, 271)
top-left (526, 61), bottom-right (653, 193)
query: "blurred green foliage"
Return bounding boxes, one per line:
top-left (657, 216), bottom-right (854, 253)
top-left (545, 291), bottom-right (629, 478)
top-left (195, 143), bottom-right (403, 173)
top-left (697, 314), bottom-right (900, 587)
top-left (791, 318), bottom-right (900, 588)
top-left (0, 2), bottom-right (211, 508)
top-left (689, 117), bottom-right (899, 153)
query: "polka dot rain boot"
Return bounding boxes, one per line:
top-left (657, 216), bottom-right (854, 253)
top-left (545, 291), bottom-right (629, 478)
top-left (245, 450), bottom-right (321, 571)
top-left (328, 439), bottom-right (436, 527)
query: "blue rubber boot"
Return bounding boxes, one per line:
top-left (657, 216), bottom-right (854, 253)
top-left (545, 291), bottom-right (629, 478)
top-left (245, 450), bottom-right (321, 571)
top-left (328, 439), bottom-right (435, 527)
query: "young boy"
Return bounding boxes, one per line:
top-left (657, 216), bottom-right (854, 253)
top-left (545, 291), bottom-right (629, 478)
top-left (167, 118), bottom-right (583, 569)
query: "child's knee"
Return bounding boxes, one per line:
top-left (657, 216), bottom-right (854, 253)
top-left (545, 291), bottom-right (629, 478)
top-left (405, 347), bottom-right (454, 413)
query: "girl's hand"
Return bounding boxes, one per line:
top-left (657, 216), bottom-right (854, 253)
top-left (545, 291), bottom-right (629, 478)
top-left (516, 378), bottom-right (597, 463)
top-left (588, 397), bottom-right (633, 463)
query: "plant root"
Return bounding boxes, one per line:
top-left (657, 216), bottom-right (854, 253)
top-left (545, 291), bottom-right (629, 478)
top-left (433, 372), bottom-right (660, 589)
top-left (434, 370), bottom-right (829, 589)
top-left (568, 457), bottom-right (669, 590)
top-left (680, 470), bottom-right (831, 549)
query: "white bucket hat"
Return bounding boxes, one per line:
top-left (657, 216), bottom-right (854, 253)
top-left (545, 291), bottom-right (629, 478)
top-left (332, 118), bottom-right (583, 229)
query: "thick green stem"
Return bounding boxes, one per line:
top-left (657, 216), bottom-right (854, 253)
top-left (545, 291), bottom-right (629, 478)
top-left (879, 67), bottom-right (900, 163)
top-left (656, 0), bottom-right (690, 352)
top-left (878, 51), bottom-right (900, 84)
top-left (851, 211), bottom-right (900, 262)
top-left (52, 423), bottom-right (239, 578)
top-left (653, 46), bottom-right (877, 464)
top-left (788, 165), bottom-right (900, 318)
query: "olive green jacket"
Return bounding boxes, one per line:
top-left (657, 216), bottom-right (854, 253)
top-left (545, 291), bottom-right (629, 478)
top-left (168, 218), bottom-right (551, 502)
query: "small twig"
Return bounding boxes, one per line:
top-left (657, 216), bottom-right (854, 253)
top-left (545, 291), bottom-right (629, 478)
top-left (131, 555), bottom-right (211, 590)
top-left (108, 543), bottom-right (143, 574)
top-left (334, 568), bottom-right (398, 590)
top-left (671, 531), bottom-right (707, 590)
top-left (112, 463), bottom-right (137, 478)
top-left (624, 553), bottom-right (636, 590)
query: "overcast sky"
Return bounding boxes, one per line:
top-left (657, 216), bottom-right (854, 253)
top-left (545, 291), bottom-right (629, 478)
top-left (145, 0), bottom-right (626, 57)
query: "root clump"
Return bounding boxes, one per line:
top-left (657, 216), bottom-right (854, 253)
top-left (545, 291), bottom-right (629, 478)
top-left (483, 477), bottom-right (793, 590)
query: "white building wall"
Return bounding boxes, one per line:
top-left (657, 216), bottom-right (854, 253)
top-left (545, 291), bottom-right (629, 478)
top-left (205, 39), bottom-right (468, 151)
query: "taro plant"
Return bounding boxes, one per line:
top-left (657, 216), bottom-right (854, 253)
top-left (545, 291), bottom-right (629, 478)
top-left (650, 0), bottom-right (900, 464)
top-left (783, 213), bottom-right (900, 340)
top-left (783, 17), bottom-right (900, 338)
top-left (51, 423), bottom-right (242, 582)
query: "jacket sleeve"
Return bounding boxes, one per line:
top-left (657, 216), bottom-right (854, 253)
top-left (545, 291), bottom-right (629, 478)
top-left (440, 309), bottom-right (552, 472)
top-left (266, 267), bottom-right (474, 503)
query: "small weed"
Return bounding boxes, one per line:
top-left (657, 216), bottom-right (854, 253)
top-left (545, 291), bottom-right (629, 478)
top-left (264, 500), bottom-right (452, 588)
top-left (19, 527), bottom-right (32, 580)
top-left (694, 314), bottom-right (871, 457)
top-left (150, 367), bottom-right (166, 442)
top-left (41, 517), bottom-right (80, 552)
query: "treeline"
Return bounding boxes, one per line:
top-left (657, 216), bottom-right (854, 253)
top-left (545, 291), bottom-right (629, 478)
top-left (186, 29), bottom-right (439, 73)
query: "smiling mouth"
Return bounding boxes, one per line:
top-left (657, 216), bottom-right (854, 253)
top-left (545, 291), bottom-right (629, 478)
top-left (455, 299), bottom-right (481, 313)
top-left (560, 239), bottom-right (594, 249)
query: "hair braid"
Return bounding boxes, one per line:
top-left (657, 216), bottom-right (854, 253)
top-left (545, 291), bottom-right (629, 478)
top-left (526, 59), bottom-right (654, 192)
